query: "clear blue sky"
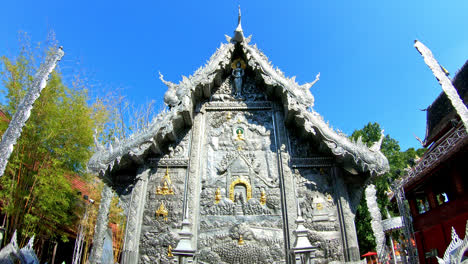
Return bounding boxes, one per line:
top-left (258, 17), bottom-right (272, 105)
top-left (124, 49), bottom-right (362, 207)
top-left (1, 0), bottom-right (467, 151)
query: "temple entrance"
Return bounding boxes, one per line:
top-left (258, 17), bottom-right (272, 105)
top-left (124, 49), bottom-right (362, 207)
top-left (234, 184), bottom-right (247, 204)
top-left (229, 177), bottom-right (252, 202)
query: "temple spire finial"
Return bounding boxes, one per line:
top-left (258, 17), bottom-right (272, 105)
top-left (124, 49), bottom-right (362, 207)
top-left (237, 5), bottom-right (242, 28)
top-left (233, 5), bottom-right (244, 42)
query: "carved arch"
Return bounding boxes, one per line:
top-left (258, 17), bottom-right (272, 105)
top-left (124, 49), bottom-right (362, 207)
top-left (229, 178), bottom-right (252, 201)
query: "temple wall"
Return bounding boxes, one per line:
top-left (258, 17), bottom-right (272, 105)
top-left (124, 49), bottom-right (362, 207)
top-left (128, 76), bottom-right (359, 264)
top-left (137, 131), bottom-right (192, 263)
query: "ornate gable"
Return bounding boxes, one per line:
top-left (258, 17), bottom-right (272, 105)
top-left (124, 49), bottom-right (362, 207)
top-left (88, 11), bottom-right (389, 179)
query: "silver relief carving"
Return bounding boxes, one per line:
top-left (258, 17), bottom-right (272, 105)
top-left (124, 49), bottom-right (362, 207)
top-left (198, 107), bottom-right (286, 262)
top-left (138, 167), bottom-right (185, 263)
top-left (89, 185), bottom-right (113, 264)
top-left (292, 167), bottom-right (345, 262)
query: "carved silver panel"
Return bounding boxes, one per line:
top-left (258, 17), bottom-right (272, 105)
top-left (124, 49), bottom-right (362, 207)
top-left (138, 167), bottom-right (186, 263)
top-left (292, 168), bottom-right (344, 262)
top-left (198, 104), bottom-right (287, 263)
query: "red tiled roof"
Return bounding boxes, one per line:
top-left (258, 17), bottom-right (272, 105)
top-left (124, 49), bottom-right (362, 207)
top-left (65, 174), bottom-right (99, 200)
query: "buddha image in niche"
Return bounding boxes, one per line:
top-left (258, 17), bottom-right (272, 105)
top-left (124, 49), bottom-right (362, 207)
top-left (231, 58), bottom-right (245, 97)
top-left (236, 127), bottom-right (245, 141)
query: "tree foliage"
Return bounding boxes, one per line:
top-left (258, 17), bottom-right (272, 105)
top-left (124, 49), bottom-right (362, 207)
top-left (0, 38), bottom-right (108, 253)
top-left (351, 122), bottom-right (425, 255)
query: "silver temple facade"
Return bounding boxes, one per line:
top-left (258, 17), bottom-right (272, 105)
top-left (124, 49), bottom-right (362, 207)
top-left (88, 11), bottom-right (389, 264)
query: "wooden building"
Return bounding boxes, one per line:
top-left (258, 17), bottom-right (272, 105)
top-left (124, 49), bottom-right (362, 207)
top-left (401, 60), bottom-right (468, 264)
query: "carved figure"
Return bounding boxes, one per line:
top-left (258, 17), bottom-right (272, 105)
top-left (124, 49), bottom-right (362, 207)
top-left (167, 145), bottom-right (184, 158)
top-left (156, 167), bottom-right (175, 195)
top-left (234, 192), bottom-right (242, 204)
top-left (167, 245), bottom-right (174, 258)
top-left (156, 202), bottom-right (169, 221)
top-left (316, 203), bottom-right (323, 210)
top-left (235, 127), bottom-right (245, 141)
top-left (231, 59), bottom-right (245, 97)
top-left (238, 235), bottom-right (245, 245)
top-left (215, 188), bottom-right (221, 204)
top-left (229, 178), bottom-right (252, 201)
top-left (260, 189), bottom-right (267, 205)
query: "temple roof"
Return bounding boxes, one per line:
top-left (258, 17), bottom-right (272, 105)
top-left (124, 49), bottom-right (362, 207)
top-left (88, 16), bottom-right (389, 179)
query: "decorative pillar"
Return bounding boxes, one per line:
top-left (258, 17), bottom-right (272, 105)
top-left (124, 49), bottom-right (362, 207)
top-left (389, 234), bottom-right (397, 264)
top-left (121, 168), bottom-right (150, 264)
top-left (185, 107), bottom-right (205, 253)
top-left (273, 105), bottom-right (296, 264)
top-left (89, 185), bottom-right (113, 264)
top-left (365, 184), bottom-right (385, 259)
top-left (331, 166), bottom-right (360, 261)
top-left (384, 209), bottom-right (398, 264)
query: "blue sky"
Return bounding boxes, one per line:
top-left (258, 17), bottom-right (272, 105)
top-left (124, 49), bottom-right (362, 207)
top-left (1, 0), bottom-right (467, 151)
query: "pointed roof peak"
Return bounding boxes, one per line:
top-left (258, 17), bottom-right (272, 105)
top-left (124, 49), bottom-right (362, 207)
top-left (233, 5), bottom-right (244, 42)
top-left (237, 5), bottom-right (242, 30)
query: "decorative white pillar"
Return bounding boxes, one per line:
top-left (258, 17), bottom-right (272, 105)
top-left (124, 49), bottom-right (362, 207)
top-left (89, 185), bottom-right (113, 264)
top-left (0, 47), bottom-right (64, 178)
top-left (365, 184), bottom-right (385, 259)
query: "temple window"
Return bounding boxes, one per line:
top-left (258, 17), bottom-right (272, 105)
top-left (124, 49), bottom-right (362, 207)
top-left (436, 192), bottom-right (449, 205)
top-left (416, 196), bottom-right (430, 214)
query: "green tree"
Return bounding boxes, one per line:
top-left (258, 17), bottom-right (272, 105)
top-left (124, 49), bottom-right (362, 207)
top-left (0, 38), bottom-right (108, 255)
top-left (351, 122), bottom-right (425, 255)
